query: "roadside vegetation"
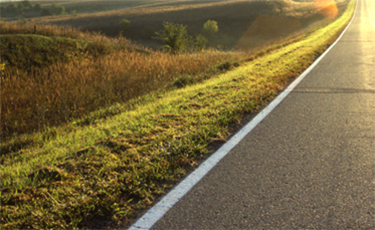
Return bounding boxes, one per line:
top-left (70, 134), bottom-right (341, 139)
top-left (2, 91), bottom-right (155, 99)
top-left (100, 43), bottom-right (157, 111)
top-left (1, 20), bottom-right (241, 140)
top-left (0, 0), bottom-right (354, 229)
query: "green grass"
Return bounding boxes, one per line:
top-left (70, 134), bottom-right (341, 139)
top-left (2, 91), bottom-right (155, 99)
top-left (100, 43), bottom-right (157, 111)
top-left (1, 34), bottom-right (115, 71)
top-left (0, 0), bottom-right (356, 229)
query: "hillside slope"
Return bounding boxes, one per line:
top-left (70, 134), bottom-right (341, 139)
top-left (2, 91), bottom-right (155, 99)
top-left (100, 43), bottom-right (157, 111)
top-left (31, 0), bottom-right (349, 49)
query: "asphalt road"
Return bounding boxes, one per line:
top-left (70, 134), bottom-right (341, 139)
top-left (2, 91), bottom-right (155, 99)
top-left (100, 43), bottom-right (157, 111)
top-left (149, 0), bottom-right (375, 228)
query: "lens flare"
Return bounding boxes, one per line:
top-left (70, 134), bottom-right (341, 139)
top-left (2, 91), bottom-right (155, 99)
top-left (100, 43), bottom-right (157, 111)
top-left (234, 15), bottom-right (301, 51)
top-left (313, 0), bottom-right (338, 19)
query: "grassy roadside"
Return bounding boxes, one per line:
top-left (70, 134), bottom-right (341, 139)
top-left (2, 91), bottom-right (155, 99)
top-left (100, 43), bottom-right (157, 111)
top-left (0, 0), bottom-right (356, 229)
top-left (1, 22), bottom-right (241, 140)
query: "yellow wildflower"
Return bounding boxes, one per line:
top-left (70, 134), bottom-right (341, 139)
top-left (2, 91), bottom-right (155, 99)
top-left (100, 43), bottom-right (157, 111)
top-left (0, 63), bottom-right (5, 76)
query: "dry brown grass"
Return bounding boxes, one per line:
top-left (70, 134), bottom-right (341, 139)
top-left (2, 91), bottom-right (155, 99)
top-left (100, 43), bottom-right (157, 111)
top-left (1, 21), bottom-right (242, 140)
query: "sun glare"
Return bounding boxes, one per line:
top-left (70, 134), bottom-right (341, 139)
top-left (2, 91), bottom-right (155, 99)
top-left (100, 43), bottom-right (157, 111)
top-left (313, 0), bottom-right (338, 20)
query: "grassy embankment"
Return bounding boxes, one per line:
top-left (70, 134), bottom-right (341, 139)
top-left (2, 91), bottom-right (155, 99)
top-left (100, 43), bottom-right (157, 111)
top-left (1, 0), bottom-right (355, 229)
top-left (1, 21), bottom-right (243, 140)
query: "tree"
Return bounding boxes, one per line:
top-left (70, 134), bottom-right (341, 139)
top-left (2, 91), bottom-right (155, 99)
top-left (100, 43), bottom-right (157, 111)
top-left (41, 8), bottom-right (52, 16)
top-left (195, 34), bottom-right (207, 52)
top-left (33, 3), bottom-right (43, 12)
top-left (17, 2), bottom-right (32, 13)
top-left (6, 3), bottom-right (20, 15)
top-left (20, 0), bottom-right (32, 8)
top-left (51, 3), bottom-right (65, 15)
top-left (16, 2), bottom-right (25, 12)
top-left (202, 20), bottom-right (218, 41)
top-left (153, 22), bottom-right (192, 54)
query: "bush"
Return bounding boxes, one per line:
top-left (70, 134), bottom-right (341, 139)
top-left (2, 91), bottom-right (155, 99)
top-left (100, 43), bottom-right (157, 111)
top-left (153, 22), bottom-right (192, 54)
top-left (202, 20), bottom-right (218, 41)
top-left (33, 3), bottom-right (43, 12)
top-left (41, 8), bottom-right (52, 16)
top-left (20, 0), bottom-right (32, 8)
top-left (172, 75), bottom-right (194, 88)
top-left (217, 61), bottom-right (239, 71)
top-left (195, 34), bottom-right (207, 52)
top-left (16, 3), bottom-right (25, 13)
top-left (6, 4), bottom-right (20, 14)
top-left (119, 19), bottom-right (131, 31)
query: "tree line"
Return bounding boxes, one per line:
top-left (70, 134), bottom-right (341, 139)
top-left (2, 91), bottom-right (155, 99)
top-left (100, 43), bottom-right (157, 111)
top-left (1, 0), bottom-right (65, 18)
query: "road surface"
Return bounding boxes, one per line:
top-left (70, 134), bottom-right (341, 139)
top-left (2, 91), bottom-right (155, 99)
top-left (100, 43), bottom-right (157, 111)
top-left (134, 0), bottom-right (375, 228)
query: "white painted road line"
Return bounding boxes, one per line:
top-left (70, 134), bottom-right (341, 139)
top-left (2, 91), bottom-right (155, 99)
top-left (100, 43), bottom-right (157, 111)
top-left (127, 1), bottom-right (359, 229)
top-left (365, 0), bottom-right (375, 27)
